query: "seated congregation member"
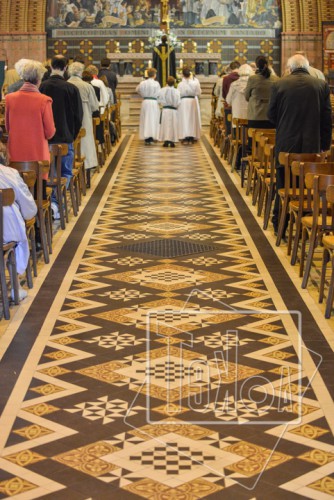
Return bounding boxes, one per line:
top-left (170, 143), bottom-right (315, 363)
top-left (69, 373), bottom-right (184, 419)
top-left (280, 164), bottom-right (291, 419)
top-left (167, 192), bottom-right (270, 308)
top-left (177, 67), bottom-right (201, 144)
top-left (226, 63), bottom-right (253, 125)
top-left (136, 67), bottom-right (160, 145)
top-left (0, 143), bottom-right (37, 301)
top-left (157, 76), bottom-right (181, 148)
top-left (67, 62), bottom-right (99, 177)
top-left (5, 60), bottom-right (56, 172)
top-left (39, 55), bottom-right (83, 219)
top-left (267, 53), bottom-right (332, 236)
top-left (245, 55), bottom-right (279, 129)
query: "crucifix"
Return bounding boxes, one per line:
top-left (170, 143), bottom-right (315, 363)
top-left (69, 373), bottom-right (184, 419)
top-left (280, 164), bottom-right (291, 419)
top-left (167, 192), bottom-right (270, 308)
top-left (153, 0), bottom-right (176, 87)
top-left (160, 0), bottom-right (169, 31)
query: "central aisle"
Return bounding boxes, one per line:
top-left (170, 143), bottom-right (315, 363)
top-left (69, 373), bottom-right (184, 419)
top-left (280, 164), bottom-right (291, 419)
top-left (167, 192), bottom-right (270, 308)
top-left (0, 135), bottom-right (333, 499)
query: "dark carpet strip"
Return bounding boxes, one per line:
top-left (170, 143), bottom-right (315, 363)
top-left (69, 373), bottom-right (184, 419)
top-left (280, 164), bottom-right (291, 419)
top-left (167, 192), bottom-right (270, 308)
top-left (202, 135), bottom-right (334, 397)
top-left (0, 136), bottom-right (131, 413)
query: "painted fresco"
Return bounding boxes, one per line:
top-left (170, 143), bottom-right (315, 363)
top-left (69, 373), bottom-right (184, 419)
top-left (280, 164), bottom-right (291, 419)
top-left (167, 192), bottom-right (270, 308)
top-left (46, 0), bottom-right (281, 30)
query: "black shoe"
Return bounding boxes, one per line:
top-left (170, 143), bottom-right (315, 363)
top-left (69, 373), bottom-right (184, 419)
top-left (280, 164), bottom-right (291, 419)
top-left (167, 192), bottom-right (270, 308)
top-left (163, 142), bottom-right (168, 147)
top-left (170, 142), bottom-right (175, 148)
top-left (145, 139), bottom-right (150, 145)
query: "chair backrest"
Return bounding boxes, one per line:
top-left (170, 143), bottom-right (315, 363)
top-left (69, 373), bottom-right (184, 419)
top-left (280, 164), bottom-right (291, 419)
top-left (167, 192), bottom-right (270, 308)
top-left (21, 170), bottom-right (36, 196)
top-left (248, 128), bottom-right (276, 164)
top-left (326, 184), bottom-right (334, 204)
top-left (10, 160), bottom-right (49, 208)
top-left (291, 162), bottom-right (334, 212)
top-left (0, 188), bottom-right (15, 252)
top-left (262, 142), bottom-right (275, 178)
top-left (49, 143), bottom-right (68, 180)
top-left (305, 173), bottom-right (334, 229)
top-left (74, 128), bottom-right (86, 162)
top-left (279, 152), bottom-right (327, 193)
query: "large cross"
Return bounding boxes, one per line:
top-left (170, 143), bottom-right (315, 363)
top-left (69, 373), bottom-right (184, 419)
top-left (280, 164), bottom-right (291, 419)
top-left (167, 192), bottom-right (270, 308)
top-left (160, 0), bottom-right (169, 30)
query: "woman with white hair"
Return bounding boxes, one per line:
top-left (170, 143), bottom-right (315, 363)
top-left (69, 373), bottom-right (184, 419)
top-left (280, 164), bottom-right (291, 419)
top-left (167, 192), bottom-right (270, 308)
top-left (68, 61), bottom-right (99, 173)
top-left (5, 60), bottom-right (56, 169)
top-left (226, 63), bottom-right (254, 124)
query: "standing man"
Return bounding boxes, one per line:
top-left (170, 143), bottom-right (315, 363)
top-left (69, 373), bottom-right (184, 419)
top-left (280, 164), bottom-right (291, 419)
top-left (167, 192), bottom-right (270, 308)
top-left (98, 57), bottom-right (118, 103)
top-left (40, 55), bottom-right (83, 217)
top-left (267, 53), bottom-right (332, 236)
top-left (153, 35), bottom-right (176, 88)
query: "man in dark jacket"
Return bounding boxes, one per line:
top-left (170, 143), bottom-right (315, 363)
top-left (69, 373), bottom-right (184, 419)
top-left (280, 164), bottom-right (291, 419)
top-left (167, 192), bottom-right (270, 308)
top-left (98, 58), bottom-right (118, 103)
top-left (40, 55), bottom-right (83, 216)
top-left (267, 53), bottom-right (332, 235)
top-left (40, 55), bottom-right (83, 178)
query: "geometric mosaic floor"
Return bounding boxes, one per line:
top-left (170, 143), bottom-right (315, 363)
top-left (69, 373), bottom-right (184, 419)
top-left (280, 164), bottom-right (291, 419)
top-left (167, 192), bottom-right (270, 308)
top-left (0, 135), bottom-right (333, 498)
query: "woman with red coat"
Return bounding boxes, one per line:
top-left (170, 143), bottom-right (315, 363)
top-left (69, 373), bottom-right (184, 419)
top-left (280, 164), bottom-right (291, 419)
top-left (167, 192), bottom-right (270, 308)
top-left (5, 60), bottom-right (56, 177)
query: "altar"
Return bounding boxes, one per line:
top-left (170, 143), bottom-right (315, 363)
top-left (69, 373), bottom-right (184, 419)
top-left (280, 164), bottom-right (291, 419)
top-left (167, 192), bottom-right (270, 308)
top-left (107, 52), bottom-right (221, 77)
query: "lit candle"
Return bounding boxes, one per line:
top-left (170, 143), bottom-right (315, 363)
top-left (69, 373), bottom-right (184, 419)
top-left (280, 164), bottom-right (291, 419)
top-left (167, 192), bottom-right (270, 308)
top-left (207, 42), bottom-right (210, 50)
top-left (128, 41), bottom-right (132, 51)
top-left (148, 59), bottom-right (152, 68)
top-left (180, 58), bottom-right (183, 69)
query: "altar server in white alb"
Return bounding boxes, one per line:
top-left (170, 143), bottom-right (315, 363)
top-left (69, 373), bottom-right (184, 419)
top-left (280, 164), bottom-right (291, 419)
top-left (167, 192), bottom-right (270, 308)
top-left (157, 76), bottom-right (181, 148)
top-left (136, 68), bottom-right (161, 145)
top-left (177, 67), bottom-right (201, 144)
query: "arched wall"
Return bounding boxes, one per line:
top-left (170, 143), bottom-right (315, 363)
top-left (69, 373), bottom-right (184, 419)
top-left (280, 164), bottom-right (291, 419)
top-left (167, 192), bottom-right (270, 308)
top-left (281, 0), bottom-right (334, 71)
top-left (0, 0), bottom-right (47, 66)
top-left (0, 0), bottom-right (332, 71)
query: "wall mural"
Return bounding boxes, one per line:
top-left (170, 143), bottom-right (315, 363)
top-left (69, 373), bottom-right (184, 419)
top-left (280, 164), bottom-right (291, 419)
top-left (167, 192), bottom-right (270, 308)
top-left (46, 0), bottom-right (282, 30)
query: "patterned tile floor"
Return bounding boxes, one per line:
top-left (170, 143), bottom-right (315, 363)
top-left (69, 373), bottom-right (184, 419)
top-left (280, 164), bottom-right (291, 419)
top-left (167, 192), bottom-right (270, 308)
top-left (0, 135), bottom-right (334, 499)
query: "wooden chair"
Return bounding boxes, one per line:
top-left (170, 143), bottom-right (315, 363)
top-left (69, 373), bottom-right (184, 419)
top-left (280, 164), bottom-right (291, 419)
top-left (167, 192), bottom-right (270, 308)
top-left (100, 107), bottom-right (112, 156)
top-left (10, 161), bottom-right (52, 265)
top-left (220, 112), bottom-right (232, 160)
top-left (230, 118), bottom-right (248, 172)
top-left (275, 152), bottom-right (326, 247)
top-left (21, 170), bottom-right (37, 288)
top-left (319, 184), bottom-right (334, 318)
top-left (93, 116), bottom-right (102, 172)
top-left (289, 162), bottom-right (334, 265)
top-left (258, 142), bottom-right (275, 222)
top-left (252, 131), bottom-right (276, 207)
top-left (245, 128), bottom-right (275, 197)
top-left (48, 144), bottom-right (70, 229)
top-left (115, 93), bottom-right (122, 140)
top-left (300, 173), bottom-right (334, 289)
top-left (0, 188), bottom-right (19, 319)
top-left (73, 128), bottom-right (86, 200)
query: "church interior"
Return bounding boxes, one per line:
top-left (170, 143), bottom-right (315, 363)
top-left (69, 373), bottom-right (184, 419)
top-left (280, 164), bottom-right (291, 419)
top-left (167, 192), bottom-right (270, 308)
top-left (0, 0), bottom-right (334, 498)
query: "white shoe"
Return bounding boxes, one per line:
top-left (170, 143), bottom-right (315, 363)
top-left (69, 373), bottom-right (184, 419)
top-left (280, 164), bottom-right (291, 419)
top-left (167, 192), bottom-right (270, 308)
top-left (51, 202), bottom-right (61, 220)
top-left (11, 286), bottom-right (28, 301)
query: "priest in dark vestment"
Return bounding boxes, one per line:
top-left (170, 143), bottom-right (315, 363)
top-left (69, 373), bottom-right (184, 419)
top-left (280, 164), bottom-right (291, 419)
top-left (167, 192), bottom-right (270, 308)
top-left (153, 35), bottom-right (176, 88)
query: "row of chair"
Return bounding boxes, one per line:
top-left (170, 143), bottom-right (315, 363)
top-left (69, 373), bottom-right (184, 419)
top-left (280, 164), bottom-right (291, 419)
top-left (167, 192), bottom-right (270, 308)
top-left (0, 99), bottom-right (122, 320)
top-left (210, 101), bottom-right (334, 318)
